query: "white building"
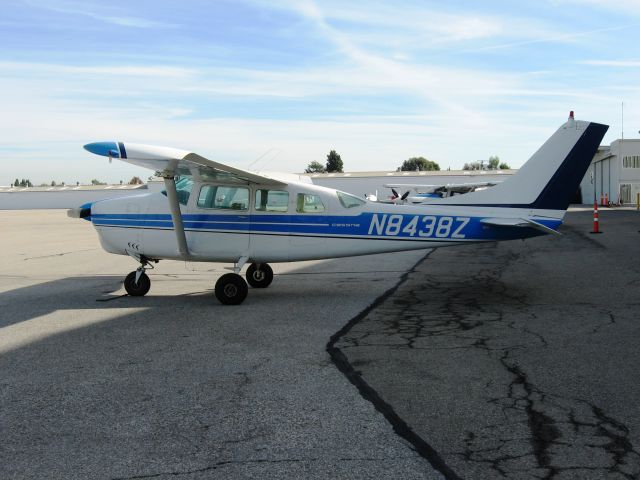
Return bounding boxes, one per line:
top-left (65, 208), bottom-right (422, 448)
top-left (580, 139), bottom-right (640, 205)
top-left (0, 184), bottom-right (150, 210)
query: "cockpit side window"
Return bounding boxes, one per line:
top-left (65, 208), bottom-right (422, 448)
top-left (197, 185), bottom-right (249, 210)
top-left (296, 193), bottom-right (325, 213)
top-left (337, 191), bottom-right (365, 208)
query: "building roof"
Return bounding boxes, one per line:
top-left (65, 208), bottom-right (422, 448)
top-left (0, 184), bottom-right (148, 193)
top-left (304, 169), bottom-right (516, 179)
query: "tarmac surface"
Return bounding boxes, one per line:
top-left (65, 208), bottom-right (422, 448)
top-left (1, 208), bottom-right (639, 479)
top-left (0, 210), bottom-right (437, 480)
top-left (337, 208), bottom-right (640, 479)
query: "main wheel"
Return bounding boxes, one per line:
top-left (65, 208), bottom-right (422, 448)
top-left (124, 271), bottom-right (151, 296)
top-left (246, 263), bottom-right (274, 288)
top-left (215, 273), bottom-right (248, 305)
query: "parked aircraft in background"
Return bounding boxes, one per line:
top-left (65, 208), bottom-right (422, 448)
top-left (69, 112), bottom-right (607, 304)
top-left (384, 181), bottom-right (500, 204)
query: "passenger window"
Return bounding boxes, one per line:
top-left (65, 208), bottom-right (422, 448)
top-left (296, 193), bottom-right (325, 213)
top-left (337, 191), bottom-right (365, 208)
top-left (197, 185), bottom-right (249, 210)
top-left (256, 189), bottom-right (289, 212)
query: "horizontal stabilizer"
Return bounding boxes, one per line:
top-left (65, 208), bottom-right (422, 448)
top-left (481, 217), bottom-right (561, 235)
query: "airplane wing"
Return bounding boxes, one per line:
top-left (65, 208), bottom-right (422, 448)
top-left (83, 141), bottom-right (287, 186)
top-left (384, 181), bottom-right (500, 193)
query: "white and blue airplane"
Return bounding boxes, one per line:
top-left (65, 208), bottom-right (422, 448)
top-left (69, 113), bottom-right (607, 305)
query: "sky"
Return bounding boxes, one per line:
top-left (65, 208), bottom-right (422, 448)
top-left (1, 0), bottom-right (639, 185)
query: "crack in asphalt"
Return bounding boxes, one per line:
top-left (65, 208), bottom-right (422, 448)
top-left (110, 456), bottom-right (421, 479)
top-left (327, 250), bottom-right (463, 480)
top-left (22, 248), bottom-right (100, 260)
top-left (332, 229), bottom-right (640, 479)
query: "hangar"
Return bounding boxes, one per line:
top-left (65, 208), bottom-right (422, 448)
top-left (579, 138), bottom-right (640, 205)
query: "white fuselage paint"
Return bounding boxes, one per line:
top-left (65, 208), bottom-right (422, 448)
top-left (91, 181), bottom-right (538, 264)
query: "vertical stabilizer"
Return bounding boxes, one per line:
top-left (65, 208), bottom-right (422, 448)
top-left (434, 115), bottom-right (608, 211)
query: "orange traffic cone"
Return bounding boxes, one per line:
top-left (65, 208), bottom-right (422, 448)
top-left (590, 202), bottom-right (602, 234)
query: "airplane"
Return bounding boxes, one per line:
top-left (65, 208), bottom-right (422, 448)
top-left (384, 181), bottom-right (501, 204)
top-left (69, 112), bottom-right (607, 305)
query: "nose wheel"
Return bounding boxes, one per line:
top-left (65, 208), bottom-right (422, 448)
top-left (124, 270), bottom-right (151, 296)
top-left (123, 255), bottom-right (155, 297)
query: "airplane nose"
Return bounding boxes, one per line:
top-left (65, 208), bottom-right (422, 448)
top-left (83, 142), bottom-right (119, 158)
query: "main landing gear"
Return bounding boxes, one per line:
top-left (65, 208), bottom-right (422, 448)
top-left (214, 261), bottom-right (274, 305)
top-left (122, 256), bottom-right (273, 305)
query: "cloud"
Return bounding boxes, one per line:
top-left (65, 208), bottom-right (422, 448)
top-left (466, 22), bottom-right (639, 52)
top-left (579, 59), bottom-right (640, 67)
top-left (0, 61), bottom-right (195, 78)
top-left (552, 0), bottom-right (640, 16)
top-left (23, 0), bottom-right (177, 29)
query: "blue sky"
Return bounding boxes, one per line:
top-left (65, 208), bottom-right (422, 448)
top-left (1, 0), bottom-right (639, 185)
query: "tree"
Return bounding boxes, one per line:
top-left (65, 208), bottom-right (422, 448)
top-left (304, 161), bottom-right (326, 174)
top-left (14, 178), bottom-right (19, 187)
top-left (129, 176), bottom-right (143, 185)
top-left (463, 161), bottom-right (482, 171)
top-left (91, 179), bottom-right (106, 185)
top-left (400, 157), bottom-right (440, 172)
top-left (464, 156), bottom-right (510, 171)
top-left (325, 150), bottom-right (343, 173)
top-left (50, 180), bottom-right (56, 186)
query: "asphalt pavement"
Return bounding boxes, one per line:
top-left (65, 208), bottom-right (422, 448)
top-left (0, 210), bottom-right (438, 480)
top-left (2, 208), bottom-right (639, 480)
top-left (337, 209), bottom-right (640, 479)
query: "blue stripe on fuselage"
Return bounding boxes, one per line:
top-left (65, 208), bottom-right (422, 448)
top-left (91, 212), bottom-right (561, 241)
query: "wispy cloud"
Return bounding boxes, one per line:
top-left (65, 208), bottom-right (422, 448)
top-left (462, 22), bottom-right (639, 52)
top-left (0, 61), bottom-right (195, 78)
top-left (579, 59), bottom-right (640, 67)
top-left (23, 0), bottom-right (178, 29)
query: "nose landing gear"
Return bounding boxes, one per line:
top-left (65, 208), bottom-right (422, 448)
top-left (123, 256), bottom-right (156, 296)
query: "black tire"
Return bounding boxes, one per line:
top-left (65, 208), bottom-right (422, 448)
top-left (124, 271), bottom-right (151, 297)
top-left (215, 273), bottom-right (248, 305)
top-left (246, 263), bottom-right (274, 288)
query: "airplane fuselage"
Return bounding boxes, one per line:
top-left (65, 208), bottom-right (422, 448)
top-left (88, 180), bottom-right (556, 264)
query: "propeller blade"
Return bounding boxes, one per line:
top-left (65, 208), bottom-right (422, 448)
top-left (401, 191), bottom-right (410, 200)
top-left (391, 188), bottom-right (399, 199)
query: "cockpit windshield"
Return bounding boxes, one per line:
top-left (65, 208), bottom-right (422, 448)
top-left (337, 191), bottom-right (366, 209)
